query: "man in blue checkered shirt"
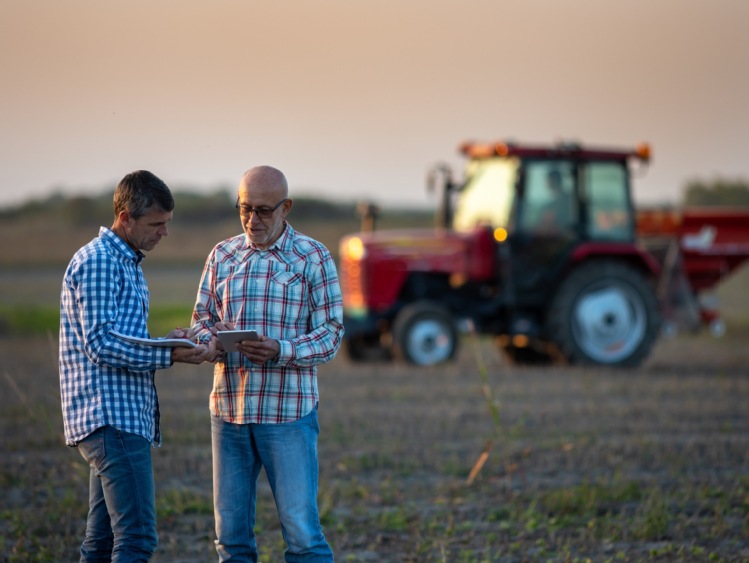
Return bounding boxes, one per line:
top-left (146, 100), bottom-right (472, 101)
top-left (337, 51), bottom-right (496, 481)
top-left (59, 170), bottom-right (216, 562)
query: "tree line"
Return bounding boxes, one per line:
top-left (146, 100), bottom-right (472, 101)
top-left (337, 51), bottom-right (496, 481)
top-left (2, 177), bottom-right (747, 226)
top-left (0, 188), bottom-right (370, 227)
top-left (682, 178), bottom-right (749, 206)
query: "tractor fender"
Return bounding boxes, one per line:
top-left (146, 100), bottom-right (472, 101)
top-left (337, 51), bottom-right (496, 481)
top-left (569, 242), bottom-right (661, 278)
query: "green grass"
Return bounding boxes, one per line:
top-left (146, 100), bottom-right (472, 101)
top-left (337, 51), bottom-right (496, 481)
top-left (157, 488), bottom-right (213, 518)
top-left (0, 305), bottom-right (60, 335)
top-left (0, 303), bottom-right (194, 338)
top-left (146, 304), bottom-right (196, 336)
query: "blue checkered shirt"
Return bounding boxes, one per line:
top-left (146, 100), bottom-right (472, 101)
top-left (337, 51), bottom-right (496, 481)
top-left (192, 223), bottom-right (344, 424)
top-left (59, 227), bottom-right (173, 446)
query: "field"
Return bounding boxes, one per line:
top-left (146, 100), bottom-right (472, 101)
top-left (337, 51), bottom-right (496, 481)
top-left (2, 327), bottom-right (749, 562)
top-left (1, 218), bottom-right (749, 562)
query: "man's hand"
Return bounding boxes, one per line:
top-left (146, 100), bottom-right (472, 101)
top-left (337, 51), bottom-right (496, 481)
top-left (237, 334), bottom-right (280, 365)
top-left (208, 320), bottom-right (237, 363)
top-left (211, 320), bottom-right (236, 333)
top-left (171, 339), bottom-right (217, 365)
top-left (165, 326), bottom-right (197, 341)
top-left (206, 321), bottom-right (279, 364)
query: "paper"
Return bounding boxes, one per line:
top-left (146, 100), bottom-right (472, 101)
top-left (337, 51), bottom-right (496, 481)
top-left (111, 330), bottom-right (198, 348)
top-left (217, 330), bottom-right (259, 349)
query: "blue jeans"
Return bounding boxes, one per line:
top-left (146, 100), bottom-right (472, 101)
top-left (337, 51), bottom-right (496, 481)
top-left (76, 426), bottom-right (158, 562)
top-left (211, 408), bottom-right (333, 562)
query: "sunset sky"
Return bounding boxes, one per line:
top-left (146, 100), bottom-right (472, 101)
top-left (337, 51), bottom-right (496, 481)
top-left (1, 0), bottom-right (748, 210)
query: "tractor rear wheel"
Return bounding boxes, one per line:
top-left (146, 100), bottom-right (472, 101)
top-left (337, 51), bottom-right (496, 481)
top-left (392, 301), bottom-right (458, 366)
top-left (547, 260), bottom-right (660, 367)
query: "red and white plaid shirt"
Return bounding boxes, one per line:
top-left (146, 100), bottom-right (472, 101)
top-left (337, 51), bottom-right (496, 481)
top-left (192, 223), bottom-right (344, 424)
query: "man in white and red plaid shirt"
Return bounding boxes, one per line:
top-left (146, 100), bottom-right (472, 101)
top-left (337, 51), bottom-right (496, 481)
top-left (191, 165), bottom-right (344, 562)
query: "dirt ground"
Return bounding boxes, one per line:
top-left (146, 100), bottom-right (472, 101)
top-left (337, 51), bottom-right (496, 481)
top-left (2, 330), bottom-right (748, 562)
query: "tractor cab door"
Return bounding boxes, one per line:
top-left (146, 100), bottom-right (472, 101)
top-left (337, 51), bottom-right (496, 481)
top-left (508, 160), bottom-right (580, 302)
top-left (507, 157), bottom-right (636, 302)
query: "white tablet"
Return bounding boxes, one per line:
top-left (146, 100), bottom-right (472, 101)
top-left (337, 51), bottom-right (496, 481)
top-left (217, 330), bottom-right (259, 350)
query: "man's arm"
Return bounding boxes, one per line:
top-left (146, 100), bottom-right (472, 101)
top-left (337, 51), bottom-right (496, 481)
top-left (68, 253), bottom-right (171, 371)
top-left (191, 248), bottom-right (222, 341)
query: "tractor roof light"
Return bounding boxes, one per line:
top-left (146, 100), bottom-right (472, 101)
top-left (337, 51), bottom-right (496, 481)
top-left (460, 142), bottom-right (495, 158)
top-left (494, 143), bottom-right (510, 156)
top-left (460, 141), bottom-right (512, 158)
top-left (634, 143), bottom-right (651, 162)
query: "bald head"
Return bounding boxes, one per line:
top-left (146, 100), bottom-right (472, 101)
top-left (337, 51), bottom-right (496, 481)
top-left (239, 165), bottom-right (288, 200)
top-left (236, 165), bottom-right (292, 250)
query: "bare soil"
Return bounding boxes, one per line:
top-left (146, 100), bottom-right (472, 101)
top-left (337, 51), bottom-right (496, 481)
top-left (2, 330), bottom-right (748, 562)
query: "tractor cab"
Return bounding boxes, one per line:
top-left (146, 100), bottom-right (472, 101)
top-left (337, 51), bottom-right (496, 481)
top-left (450, 142), bottom-right (645, 306)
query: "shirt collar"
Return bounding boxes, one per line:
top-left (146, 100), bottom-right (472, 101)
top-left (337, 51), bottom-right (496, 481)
top-left (99, 226), bottom-right (145, 265)
top-left (243, 222), bottom-right (293, 253)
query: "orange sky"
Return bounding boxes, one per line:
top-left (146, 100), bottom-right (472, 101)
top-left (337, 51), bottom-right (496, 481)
top-left (1, 0), bottom-right (748, 209)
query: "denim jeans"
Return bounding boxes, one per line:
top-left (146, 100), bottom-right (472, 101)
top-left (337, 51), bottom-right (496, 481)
top-left (211, 408), bottom-right (333, 562)
top-left (76, 426), bottom-right (158, 562)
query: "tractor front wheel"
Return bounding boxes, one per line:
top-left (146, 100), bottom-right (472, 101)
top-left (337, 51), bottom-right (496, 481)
top-left (392, 301), bottom-right (458, 366)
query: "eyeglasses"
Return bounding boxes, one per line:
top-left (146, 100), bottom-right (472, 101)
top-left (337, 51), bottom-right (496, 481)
top-left (235, 197), bottom-right (287, 220)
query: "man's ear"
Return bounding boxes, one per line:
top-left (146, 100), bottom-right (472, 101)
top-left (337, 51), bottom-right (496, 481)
top-left (113, 210), bottom-right (132, 229)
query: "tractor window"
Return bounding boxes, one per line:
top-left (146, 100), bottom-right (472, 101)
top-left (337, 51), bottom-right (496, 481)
top-left (520, 161), bottom-right (576, 233)
top-left (583, 162), bottom-right (633, 241)
top-left (453, 158), bottom-right (516, 233)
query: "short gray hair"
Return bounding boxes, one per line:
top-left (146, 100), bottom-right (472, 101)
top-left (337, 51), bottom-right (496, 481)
top-left (113, 170), bottom-right (174, 218)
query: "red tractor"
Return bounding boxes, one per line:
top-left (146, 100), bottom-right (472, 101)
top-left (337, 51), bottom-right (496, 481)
top-left (338, 140), bottom-right (749, 367)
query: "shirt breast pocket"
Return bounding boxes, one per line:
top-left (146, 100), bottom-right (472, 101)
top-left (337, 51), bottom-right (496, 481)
top-left (270, 270), bottom-right (306, 315)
